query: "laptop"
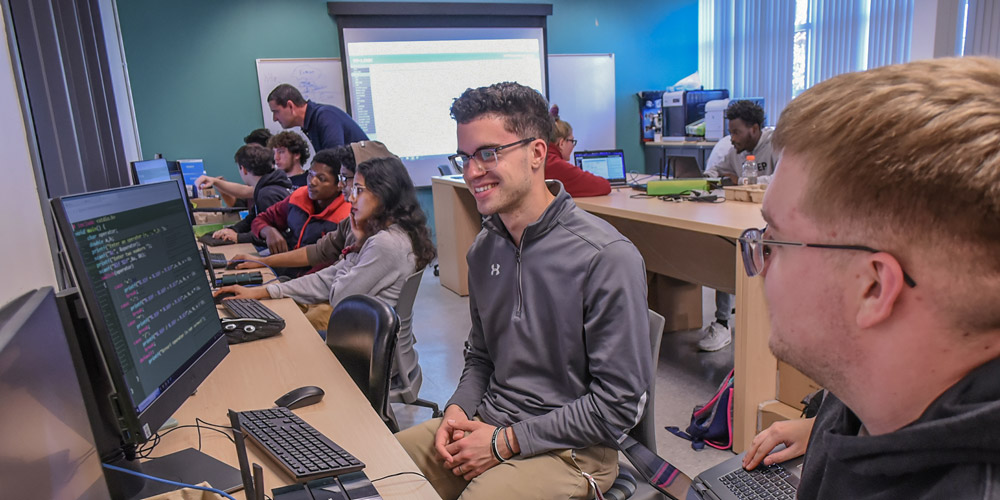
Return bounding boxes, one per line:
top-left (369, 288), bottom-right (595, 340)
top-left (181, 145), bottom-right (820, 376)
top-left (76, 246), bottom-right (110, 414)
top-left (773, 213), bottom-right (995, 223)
top-left (573, 149), bottom-right (628, 186)
top-left (595, 415), bottom-right (804, 500)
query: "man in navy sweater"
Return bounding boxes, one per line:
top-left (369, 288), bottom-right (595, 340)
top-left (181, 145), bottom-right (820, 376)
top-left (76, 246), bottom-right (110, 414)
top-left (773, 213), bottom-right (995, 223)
top-left (267, 83), bottom-right (368, 151)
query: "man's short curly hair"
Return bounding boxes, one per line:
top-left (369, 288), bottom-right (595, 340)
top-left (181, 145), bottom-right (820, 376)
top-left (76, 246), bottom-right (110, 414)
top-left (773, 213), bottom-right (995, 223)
top-left (450, 82), bottom-right (552, 141)
top-left (233, 144), bottom-right (274, 176)
top-left (267, 131), bottom-right (311, 164)
top-left (726, 100), bottom-right (765, 127)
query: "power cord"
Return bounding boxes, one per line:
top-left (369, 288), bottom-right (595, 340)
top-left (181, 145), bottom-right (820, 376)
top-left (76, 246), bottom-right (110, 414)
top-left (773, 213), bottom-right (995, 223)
top-left (370, 470), bottom-right (430, 483)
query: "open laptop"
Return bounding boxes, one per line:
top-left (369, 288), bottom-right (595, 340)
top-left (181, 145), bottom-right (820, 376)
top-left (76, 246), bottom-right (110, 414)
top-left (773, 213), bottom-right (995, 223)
top-left (595, 415), bottom-right (804, 500)
top-left (573, 149), bottom-right (628, 186)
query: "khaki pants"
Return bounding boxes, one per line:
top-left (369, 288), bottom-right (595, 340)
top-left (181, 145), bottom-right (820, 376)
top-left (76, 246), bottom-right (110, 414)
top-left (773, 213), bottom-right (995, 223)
top-left (396, 417), bottom-right (617, 500)
top-left (297, 302), bottom-right (333, 332)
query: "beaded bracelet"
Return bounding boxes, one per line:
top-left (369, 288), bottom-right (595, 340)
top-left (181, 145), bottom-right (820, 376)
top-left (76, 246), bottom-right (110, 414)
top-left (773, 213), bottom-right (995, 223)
top-left (491, 426), bottom-right (506, 463)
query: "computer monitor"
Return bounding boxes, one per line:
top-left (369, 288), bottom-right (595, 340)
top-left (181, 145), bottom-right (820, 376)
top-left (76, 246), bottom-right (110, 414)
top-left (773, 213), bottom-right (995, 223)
top-left (51, 181), bottom-right (232, 498)
top-left (177, 159), bottom-right (206, 192)
top-left (0, 287), bottom-right (111, 499)
top-left (573, 150), bottom-right (627, 185)
top-left (129, 158), bottom-right (171, 185)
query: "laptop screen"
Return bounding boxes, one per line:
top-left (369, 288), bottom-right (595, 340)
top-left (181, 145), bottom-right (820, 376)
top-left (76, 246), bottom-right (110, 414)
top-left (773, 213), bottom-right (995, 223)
top-left (594, 414), bottom-right (699, 499)
top-left (573, 150), bottom-right (627, 183)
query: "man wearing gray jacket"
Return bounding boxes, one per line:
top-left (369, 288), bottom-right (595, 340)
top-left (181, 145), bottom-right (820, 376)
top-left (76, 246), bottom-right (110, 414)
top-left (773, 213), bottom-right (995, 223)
top-left (397, 82), bottom-right (651, 499)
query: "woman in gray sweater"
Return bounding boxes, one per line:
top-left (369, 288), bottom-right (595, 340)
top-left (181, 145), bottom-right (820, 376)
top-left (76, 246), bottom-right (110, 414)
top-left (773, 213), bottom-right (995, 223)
top-left (217, 156), bottom-right (436, 367)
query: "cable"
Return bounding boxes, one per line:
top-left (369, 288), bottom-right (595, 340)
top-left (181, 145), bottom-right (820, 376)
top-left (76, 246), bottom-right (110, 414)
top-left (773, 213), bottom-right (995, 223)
top-left (138, 422), bottom-right (236, 460)
top-left (370, 470), bottom-right (430, 483)
top-left (101, 462), bottom-right (238, 500)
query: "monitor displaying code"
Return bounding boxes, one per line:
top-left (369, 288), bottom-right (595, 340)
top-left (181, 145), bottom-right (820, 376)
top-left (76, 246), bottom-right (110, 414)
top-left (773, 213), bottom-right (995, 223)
top-left (59, 182), bottom-right (219, 413)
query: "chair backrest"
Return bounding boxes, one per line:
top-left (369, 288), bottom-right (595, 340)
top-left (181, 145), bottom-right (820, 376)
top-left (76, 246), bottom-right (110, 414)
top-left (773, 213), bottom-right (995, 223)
top-left (389, 270), bottom-right (424, 402)
top-left (326, 294), bottom-right (400, 432)
top-left (437, 164), bottom-right (455, 176)
top-left (629, 309), bottom-right (666, 450)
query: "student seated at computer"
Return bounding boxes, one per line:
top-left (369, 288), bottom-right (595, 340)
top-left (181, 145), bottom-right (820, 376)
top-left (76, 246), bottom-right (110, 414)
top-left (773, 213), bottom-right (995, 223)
top-left (249, 147), bottom-right (351, 277)
top-left (217, 155), bottom-right (436, 336)
top-left (195, 129), bottom-right (275, 206)
top-left (268, 131), bottom-right (311, 187)
top-left (544, 105), bottom-right (611, 197)
top-left (210, 144), bottom-right (294, 244)
top-left (734, 57), bottom-right (1000, 498)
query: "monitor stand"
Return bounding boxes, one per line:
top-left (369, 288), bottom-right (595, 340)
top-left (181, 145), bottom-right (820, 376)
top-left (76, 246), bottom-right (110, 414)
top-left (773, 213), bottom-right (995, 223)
top-left (106, 448), bottom-right (243, 499)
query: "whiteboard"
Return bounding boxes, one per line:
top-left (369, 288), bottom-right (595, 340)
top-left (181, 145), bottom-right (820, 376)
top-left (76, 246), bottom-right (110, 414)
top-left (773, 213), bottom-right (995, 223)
top-left (256, 54), bottom-right (616, 185)
top-left (547, 54), bottom-right (616, 152)
top-left (256, 58), bottom-right (346, 134)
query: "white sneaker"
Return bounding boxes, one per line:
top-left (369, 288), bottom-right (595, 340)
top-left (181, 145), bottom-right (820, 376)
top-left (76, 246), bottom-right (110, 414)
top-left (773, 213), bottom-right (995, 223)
top-left (697, 321), bottom-right (732, 351)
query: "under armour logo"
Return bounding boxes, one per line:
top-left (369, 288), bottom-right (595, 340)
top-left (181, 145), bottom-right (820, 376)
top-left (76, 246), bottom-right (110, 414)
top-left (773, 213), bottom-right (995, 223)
top-left (490, 264), bottom-right (500, 276)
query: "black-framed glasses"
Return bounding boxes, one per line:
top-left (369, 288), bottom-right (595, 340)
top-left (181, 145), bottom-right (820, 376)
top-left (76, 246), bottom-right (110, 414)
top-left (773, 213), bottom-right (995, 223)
top-left (566, 138), bottom-right (578, 146)
top-left (338, 173), bottom-right (354, 185)
top-left (448, 137), bottom-right (536, 174)
top-left (738, 227), bottom-right (917, 287)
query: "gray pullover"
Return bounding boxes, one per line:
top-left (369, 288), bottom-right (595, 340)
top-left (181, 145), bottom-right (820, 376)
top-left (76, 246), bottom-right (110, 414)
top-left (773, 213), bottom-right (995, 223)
top-left (447, 181), bottom-right (652, 458)
top-left (266, 225), bottom-right (418, 378)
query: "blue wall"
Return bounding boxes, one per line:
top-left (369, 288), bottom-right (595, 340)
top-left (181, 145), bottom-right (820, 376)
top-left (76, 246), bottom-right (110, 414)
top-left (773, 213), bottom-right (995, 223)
top-left (117, 0), bottom-right (697, 179)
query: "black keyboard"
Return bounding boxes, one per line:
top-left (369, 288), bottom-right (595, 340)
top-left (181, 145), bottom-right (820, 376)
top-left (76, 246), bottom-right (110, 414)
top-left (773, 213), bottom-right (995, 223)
top-left (222, 298), bottom-right (283, 322)
top-left (719, 463), bottom-right (797, 500)
top-left (237, 407), bottom-right (365, 483)
top-left (220, 298), bottom-right (285, 343)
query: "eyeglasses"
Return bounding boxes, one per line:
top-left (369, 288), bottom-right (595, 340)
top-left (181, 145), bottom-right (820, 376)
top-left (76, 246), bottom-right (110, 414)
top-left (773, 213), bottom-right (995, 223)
top-left (448, 137), bottom-right (536, 174)
top-left (738, 227), bottom-right (917, 287)
top-left (565, 138), bottom-right (578, 146)
top-left (338, 173), bottom-right (354, 185)
top-left (348, 183), bottom-right (366, 199)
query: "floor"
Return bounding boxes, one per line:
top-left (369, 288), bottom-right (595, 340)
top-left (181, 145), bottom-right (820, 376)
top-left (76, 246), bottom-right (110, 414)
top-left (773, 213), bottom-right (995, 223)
top-left (392, 266), bottom-right (737, 479)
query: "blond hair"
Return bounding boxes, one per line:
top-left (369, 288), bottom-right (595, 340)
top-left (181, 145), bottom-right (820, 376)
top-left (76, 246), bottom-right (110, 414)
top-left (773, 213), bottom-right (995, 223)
top-left (549, 104), bottom-right (573, 142)
top-left (775, 57), bottom-right (1000, 266)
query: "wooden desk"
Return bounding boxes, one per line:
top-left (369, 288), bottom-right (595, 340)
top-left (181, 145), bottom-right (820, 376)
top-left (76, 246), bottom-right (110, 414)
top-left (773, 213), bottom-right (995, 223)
top-left (430, 176), bottom-right (808, 452)
top-left (153, 244), bottom-right (440, 499)
top-left (644, 140), bottom-right (718, 176)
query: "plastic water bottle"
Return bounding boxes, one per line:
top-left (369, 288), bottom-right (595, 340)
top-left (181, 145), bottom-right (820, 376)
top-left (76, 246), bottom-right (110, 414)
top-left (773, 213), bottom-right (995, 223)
top-left (740, 155), bottom-right (758, 185)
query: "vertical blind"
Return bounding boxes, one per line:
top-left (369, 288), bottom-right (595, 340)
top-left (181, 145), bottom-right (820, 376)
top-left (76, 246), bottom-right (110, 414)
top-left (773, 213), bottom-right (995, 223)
top-left (964, 0), bottom-right (1000, 57)
top-left (701, 0), bottom-right (915, 125)
top-left (699, 0), bottom-right (794, 126)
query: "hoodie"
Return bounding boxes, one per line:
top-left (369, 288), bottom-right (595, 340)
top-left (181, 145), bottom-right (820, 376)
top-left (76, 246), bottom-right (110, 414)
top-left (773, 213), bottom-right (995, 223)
top-left (798, 356), bottom-right (1000, 499)
top-left (229, 168), bottom-right (294, 240)
top-left (251, 186), bottom-right (350, 263)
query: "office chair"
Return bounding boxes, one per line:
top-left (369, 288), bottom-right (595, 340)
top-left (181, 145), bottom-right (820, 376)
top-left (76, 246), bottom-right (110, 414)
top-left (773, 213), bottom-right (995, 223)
top-left (389, 270), bottom-right (444, 418)
top-left (326, 295), bottom-right (400, 432)
top-left (603, 309), bottom-right (666, 500)
top-left (437, 164), bottom-right (457, 176)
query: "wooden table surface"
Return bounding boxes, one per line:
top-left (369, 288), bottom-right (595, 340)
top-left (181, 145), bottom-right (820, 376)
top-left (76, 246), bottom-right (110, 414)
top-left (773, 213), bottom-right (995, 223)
top-left (148, 243), bottom-right (440, 499)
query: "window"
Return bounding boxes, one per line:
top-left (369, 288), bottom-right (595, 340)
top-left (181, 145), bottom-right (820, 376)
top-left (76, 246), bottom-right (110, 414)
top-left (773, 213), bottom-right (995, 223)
top-left (792, 0), bottom-right (811, 96)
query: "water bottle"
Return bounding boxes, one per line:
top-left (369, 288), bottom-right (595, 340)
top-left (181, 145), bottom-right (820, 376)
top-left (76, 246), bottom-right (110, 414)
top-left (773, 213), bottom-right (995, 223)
top-left (740, 155), bottom-right (758, 185)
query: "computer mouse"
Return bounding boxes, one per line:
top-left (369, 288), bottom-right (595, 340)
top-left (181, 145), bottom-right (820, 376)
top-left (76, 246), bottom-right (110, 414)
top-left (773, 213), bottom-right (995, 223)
top-left (275, 385), bottom-right (325, 410)
top-left (213, 291), bottom-right (236, 305)
top-left (226, 260), bottom-right (240, 270)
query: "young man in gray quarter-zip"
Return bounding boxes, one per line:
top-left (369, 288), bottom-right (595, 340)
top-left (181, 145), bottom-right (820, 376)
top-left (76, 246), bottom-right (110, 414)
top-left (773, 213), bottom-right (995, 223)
top-left (396, 82), bottom-right (652, 499)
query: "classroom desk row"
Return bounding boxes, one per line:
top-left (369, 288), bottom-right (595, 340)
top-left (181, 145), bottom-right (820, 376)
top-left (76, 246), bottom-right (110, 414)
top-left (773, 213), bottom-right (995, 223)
top-left (431, 176), bottom-right (815, 453)
top-left (151, 243), bottom-right (440, 499)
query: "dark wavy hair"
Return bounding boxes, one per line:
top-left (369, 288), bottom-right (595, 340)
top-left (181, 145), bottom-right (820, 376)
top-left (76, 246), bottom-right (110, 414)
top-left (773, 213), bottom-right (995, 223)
top-left (267, 131), bottom-right (311, 164)
top-left (243, 128), bottom-right (272, 147)
top-left (450, 81), bottom-right (552, 141)
top-left (233, 144), bottom-right (274, 176)
top-left (356, 157), bottom-right (436, 270)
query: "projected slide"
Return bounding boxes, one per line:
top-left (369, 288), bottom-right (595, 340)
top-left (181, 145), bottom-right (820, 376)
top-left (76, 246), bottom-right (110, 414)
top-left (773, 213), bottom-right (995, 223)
top-left (343, 27), bottom-right (546, 184)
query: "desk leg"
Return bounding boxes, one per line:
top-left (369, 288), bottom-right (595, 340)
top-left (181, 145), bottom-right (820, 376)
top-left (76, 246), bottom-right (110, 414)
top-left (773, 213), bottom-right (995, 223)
top-left (432, 182), bottom-right (480, 296)
top-left (733, 248), bottom-right (777, 452)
